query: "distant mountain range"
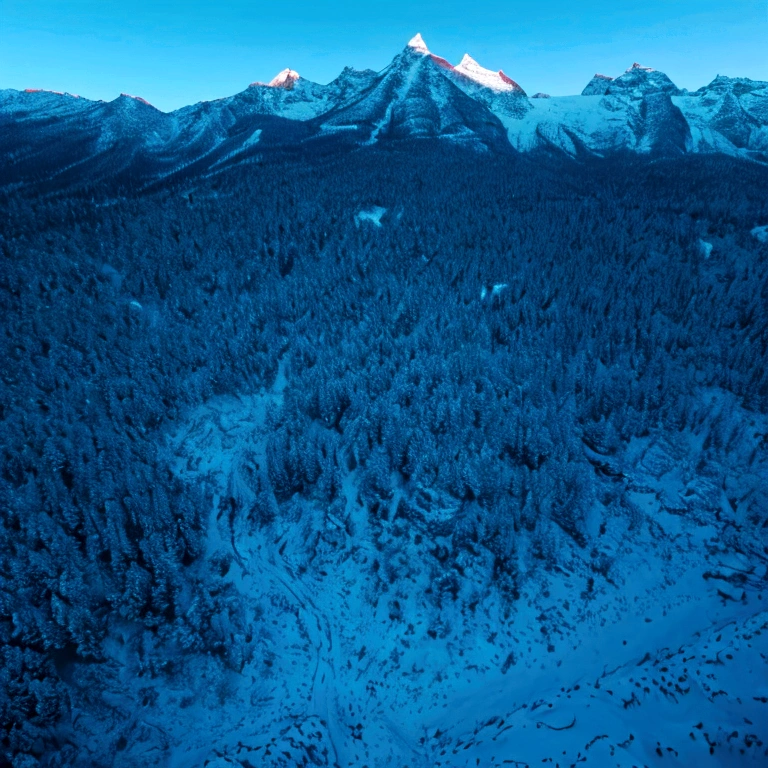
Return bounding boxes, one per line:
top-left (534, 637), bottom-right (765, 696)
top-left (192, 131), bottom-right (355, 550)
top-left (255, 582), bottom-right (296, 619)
top-left (2, 33), bottom-right (767, 187)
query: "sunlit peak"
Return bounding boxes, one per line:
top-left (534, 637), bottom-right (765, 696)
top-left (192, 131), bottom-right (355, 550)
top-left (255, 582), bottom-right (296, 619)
top-left (407, 33), bottom-right (429, 54)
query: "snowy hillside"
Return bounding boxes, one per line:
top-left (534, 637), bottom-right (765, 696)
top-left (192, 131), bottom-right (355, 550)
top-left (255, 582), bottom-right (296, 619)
top-left (317, 35), bottom-right (508, 145)
top-left (147, 381), bottom-right (768, 768)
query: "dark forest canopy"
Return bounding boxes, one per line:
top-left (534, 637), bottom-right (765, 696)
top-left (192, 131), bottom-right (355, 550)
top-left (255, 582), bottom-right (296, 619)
top-left (1, 145), bottom-right (767, 765)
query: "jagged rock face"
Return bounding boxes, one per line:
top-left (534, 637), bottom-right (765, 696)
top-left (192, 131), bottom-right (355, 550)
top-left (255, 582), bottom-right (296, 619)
top-left (327, 66), bottom-right (378, 101)
top-left (237, 79), bottom-right (329, 118)
top-left (697, 74), bottom-right (768, 100)
top-left (606, 63), bottom-right (680, 98)
top-left (672, 75), bottom-right (768, 156)
top-left (636, 91), bottom-right (692, 155)
top-left (451, 81), bottom-right (531, 120)
top-left (319, 43), bottom-right (509, 146)
top-left (708, 92), bottom-right (760, 148)
top-left (696, 75), bottom-right (768, 125)
top-left (581, 74), bottom-right (613, 96)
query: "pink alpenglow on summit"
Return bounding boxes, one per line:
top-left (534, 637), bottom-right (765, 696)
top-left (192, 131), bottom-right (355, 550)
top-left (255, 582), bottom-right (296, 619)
top-left (268, 69), bottom-right (301, 89)
top-left (454, 53), bottom-right (524, 93)
top-left (121, 93), bottom-right (153, 106)
top-left (406, 33), bottom-right (453, 70)
top-left (250, 68), bottom-right (301, 89)
top-left (407, 33), bottom-right (430, 54)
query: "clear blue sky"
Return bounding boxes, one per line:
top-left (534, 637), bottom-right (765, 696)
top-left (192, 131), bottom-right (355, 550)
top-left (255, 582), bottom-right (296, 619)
top-left (2, 0), bottom-right (766, 111)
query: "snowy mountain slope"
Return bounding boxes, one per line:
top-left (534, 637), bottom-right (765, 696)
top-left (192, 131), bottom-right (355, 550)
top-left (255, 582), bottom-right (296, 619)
top-left (0, 89), bottom-right (183, 187)
top-left (265, 68), bottom-right (301, 87)
top-left (69, 367), bottom-right (768, 768)
top-left (229, 66), bottom-right (378, 121)
top-left (448, 53), bottom-right (531, 120)
top-left (317, 34), bottom-right (509, 146)
top-left (582, 73), bottom-right (614, 96)
top-left (453, 54), bottom-right (525, 94)
top-left (0, 91), bottom-right (314, 189)
top-left (673, 76), bottom-right (768, 156)
top-left (502, 65), bottom-right (758, 158)
top-left (0, 66), bottom-right (375, 187)
top-left (0, 87), bottom-right (96, 120)
top-left (502, 95), bottom-right (636, 156)
top-left (2, 35), bottom-right (768, 188)
top-left (606, 62), bottom-right (681, 98)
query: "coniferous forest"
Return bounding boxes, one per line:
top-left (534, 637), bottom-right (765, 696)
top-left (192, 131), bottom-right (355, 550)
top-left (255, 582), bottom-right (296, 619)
top-left (2, 144), bottom-right (768, 766)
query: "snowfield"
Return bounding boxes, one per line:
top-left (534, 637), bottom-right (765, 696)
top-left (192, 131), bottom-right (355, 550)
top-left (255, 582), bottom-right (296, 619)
top-left (87, 375), bottom-right (766, 768)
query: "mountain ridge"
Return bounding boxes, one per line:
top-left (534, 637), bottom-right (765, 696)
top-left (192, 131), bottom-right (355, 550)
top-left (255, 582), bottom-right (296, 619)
top-left (2, 33), bottom-right (767, 188)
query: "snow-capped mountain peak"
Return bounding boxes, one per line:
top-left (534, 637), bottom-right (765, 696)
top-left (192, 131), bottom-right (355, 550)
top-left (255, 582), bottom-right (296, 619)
top-left (268, 68), bottom-right (300, 89)
top-left (119, 93), bottom-right (153, 107)
top-left (454, 53), bottom-right (523, 93)
top-left (407, 33), bottom-right (430, 54)
top-left (608, 62), bottom-right (680, 98)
